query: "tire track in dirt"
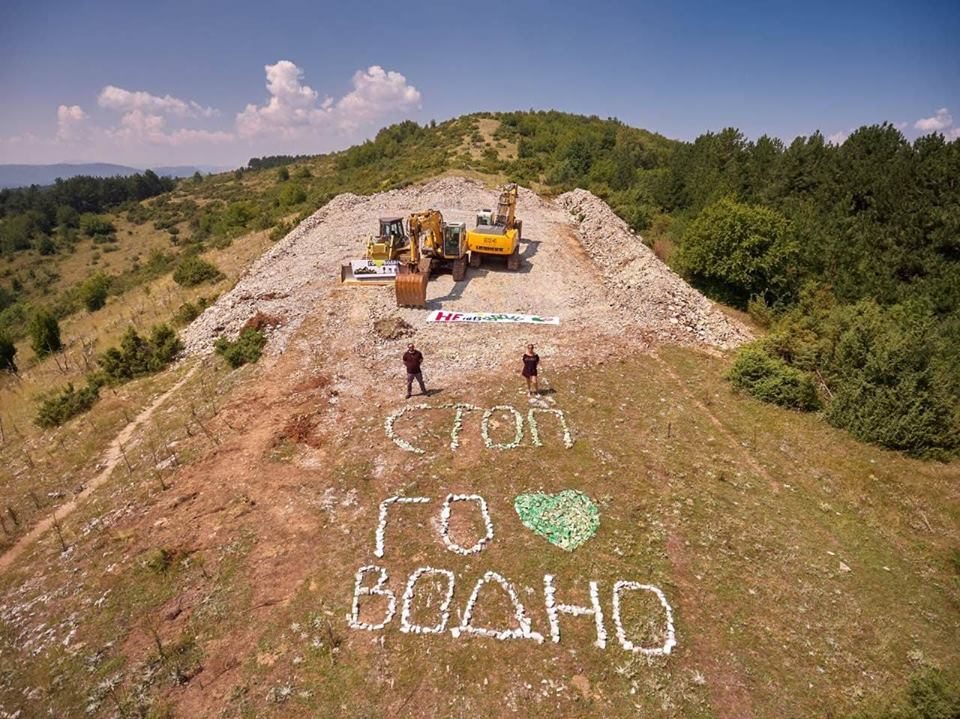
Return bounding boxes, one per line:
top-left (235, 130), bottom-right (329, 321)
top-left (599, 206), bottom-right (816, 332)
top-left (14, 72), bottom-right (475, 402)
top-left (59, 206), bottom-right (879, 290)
top-left (0, 364), bottom-right (199, 573)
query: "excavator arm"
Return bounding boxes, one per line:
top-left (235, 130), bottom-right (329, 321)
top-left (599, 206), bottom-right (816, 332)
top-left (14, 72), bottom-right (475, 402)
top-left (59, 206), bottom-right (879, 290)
top-left (395, 209), bottom-right (443, 308)
top-left (407, 209), bottom-right (444, 264)
top-left (494, 183), bottom-right (518, 227)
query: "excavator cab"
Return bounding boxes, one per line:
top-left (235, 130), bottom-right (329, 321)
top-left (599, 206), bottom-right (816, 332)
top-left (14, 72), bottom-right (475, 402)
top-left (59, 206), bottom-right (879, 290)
top-left (380, 217), bottom-right (405, 242)
top-left (476, 210), bottom-right (494, 228)
top-left (443, 223), bottom-right (466, 258)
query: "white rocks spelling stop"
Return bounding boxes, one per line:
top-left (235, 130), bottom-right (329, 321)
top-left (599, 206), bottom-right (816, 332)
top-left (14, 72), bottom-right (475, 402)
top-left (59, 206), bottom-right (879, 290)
top-left (347, 494), bottom-right (677, 656)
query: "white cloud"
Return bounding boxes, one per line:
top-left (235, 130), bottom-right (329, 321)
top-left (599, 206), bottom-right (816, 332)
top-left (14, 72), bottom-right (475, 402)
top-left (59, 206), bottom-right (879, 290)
top-left (56, 104), bottom-right (88, 141)
top-left (236, 60), bottom-right (420, 138)
top-left (109, 109), bottom-right (232, 146)
top-left (97, 85), bottom-right (218, 118)
top-left (826, 130), bottom-right (848, 146)
top-left (946, 127), bottom-right (960, 142)
top-left (2, 60), bottom-right (421, 165)
top-left (334, 65), bottom-right (422, 128)
top-left (914, 107), bottom-right (953, 132)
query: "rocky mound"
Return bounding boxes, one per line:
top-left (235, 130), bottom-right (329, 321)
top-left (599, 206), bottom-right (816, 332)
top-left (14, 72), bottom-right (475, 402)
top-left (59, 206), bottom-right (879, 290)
top-left (556, 189), bottom-right (751, 349)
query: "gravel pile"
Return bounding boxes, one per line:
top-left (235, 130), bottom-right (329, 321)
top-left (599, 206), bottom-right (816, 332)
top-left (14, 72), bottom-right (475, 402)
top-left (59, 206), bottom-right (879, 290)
top-left (181, 176), bottom-right (749, 363)
top-left (556, 188), bottom-right (751, 349)
top-left (180, 177), bottom-right (504, 355)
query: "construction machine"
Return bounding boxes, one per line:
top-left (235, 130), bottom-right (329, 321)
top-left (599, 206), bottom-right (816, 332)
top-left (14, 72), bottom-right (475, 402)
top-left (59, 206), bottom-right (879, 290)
top-left (340, 216), bottom-right (410, 284)
top-left (466, 183), bottom-right (523, 270)
top-left (395, 209), bottom-right (469, 308)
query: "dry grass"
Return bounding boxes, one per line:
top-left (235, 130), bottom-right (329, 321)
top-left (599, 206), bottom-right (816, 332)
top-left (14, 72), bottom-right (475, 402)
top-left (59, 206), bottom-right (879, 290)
top-left (1, 341), bottom-right (956, 718)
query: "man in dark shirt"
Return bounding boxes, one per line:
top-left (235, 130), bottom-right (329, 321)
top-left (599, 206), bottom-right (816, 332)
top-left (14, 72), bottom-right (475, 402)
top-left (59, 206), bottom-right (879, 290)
top-left (402, 343), bottom-right (427, 398)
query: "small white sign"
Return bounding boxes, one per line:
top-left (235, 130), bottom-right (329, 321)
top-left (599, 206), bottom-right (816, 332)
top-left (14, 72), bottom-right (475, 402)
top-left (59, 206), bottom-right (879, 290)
top-left (351, 259), bottom-right (399, 277)
top-left (425, 311), bottom-right (560, 325)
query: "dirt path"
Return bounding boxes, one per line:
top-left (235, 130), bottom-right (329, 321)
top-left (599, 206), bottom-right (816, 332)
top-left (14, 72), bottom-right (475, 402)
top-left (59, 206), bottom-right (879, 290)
top-left (0, 364), bottom-right (199, 573)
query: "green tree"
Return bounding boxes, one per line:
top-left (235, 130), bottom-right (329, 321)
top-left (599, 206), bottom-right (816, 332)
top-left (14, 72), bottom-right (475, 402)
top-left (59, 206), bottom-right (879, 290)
top-left (79, 213), bottom-right (115, 237)
top-left (279, 183), bottom-right (307, 207)
top-left (277, 166), bottom-right (290, 182)
top-left (675, 198), bottom-right (798, 306)
top-left (28, 309), bottom-right (62, 358)
top-left (79, 272), bottom-right (110, 311)
top-left (173, 255), bottom-right (224, 286)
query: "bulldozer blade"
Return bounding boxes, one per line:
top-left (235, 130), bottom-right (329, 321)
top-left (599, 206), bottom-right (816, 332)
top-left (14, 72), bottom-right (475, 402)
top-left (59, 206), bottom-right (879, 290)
top-left (395, 272), bottom-right (428, 308)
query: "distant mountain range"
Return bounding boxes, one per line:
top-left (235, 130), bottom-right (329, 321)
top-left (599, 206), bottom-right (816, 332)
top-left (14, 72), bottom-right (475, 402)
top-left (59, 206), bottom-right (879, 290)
top-left (0, 163), bottom-right (233, 189)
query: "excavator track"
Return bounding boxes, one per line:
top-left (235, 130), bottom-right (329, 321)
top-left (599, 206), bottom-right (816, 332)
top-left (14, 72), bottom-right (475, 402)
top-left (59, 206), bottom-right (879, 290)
top-left (395, 271), bottom-right (429, 308)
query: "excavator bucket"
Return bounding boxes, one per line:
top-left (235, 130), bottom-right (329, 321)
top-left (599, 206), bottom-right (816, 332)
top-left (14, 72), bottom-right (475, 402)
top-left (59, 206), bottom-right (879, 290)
top-left (395, 270), bottom-right (428, 308)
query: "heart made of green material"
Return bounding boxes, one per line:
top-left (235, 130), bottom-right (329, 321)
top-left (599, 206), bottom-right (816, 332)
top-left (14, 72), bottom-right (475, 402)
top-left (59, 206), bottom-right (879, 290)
top-left (513, 490), bottom-right (600, 551)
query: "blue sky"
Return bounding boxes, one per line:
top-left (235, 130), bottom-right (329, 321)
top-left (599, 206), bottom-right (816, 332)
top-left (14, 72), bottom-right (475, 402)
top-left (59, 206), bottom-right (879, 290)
top-left (1, 0), bottom-right (958, 167)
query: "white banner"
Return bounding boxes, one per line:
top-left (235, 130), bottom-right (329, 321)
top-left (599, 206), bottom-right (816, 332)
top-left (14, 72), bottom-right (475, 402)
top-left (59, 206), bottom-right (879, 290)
top-left (351, 259), bottom-right (399, 277)
top-left (425, 311), bottom-right (560, 325)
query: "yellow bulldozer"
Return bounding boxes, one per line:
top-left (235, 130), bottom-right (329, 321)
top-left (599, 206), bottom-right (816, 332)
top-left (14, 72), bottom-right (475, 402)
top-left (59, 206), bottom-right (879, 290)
top-left (395, 209), bottom-right (469, 308)
top-left (466, 183), bottom-right (523, 270)
top-left (340, 216), bottom-right (409, 284)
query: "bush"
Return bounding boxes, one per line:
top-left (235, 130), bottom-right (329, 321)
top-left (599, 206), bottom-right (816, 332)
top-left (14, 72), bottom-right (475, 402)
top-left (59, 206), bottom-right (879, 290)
top-left (79, 272), bottom-right (110, 311)
top-left (36, 236), bottom-right (57, 255)
top-left (270, 220), bottom-right (293, 241)
top-left (276, 166), bottom-right (290, 182)
top-left (173, 296), bottom-right (212, 326)
top-left (850, 668), bottom-right (960, 719)
top-left (215, 328), bottom-right (266, 368)
top-left (818, 301), bottom-right (959, 456)
top-left (173, 256), bottom-right (224, 287)
top-left (728, 344), bottom-right (821, 411)
top-left (675, 198), bottom-right (798, 307)
top-left (0, 331), bottom-right (16, 372)
top-left (35, 380), bottom-right (101, 428)
top-left (99, 324), bottom-right (183, 384)
top-left (79, 213), bottom-right (116, 237)
top-left (28, 310), bottom-right (62, 358)
top-left (279, 183), bottom-right (307, 207)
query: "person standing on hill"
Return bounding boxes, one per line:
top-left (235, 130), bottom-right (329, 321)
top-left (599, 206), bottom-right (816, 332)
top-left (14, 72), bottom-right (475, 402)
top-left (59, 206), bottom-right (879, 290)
top-left (521, 343), bottom-right (540, 397)
top-left (403, 342), bottom-right (427, 398)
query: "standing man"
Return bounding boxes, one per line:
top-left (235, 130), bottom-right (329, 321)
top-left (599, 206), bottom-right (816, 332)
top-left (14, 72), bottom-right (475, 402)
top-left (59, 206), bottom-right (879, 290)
top-left (521, 343), bottom-right (540, 397)
top-left (403, 342), bottom-right (427, 398)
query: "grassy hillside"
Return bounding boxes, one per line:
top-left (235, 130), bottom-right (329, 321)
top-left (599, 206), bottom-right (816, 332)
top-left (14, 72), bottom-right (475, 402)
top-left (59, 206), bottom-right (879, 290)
top-left (0, 111), bottom-right (958, 719)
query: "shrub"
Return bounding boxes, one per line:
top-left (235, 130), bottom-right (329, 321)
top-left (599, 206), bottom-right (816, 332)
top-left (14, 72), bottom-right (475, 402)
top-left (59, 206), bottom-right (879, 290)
top-left (728, 344), bottom-right (820, 411)
top-left (79, 213), bottom-right (116, 237)
top-left (0, 331), bottom-right (16, 372)
top-left (173, 256), bottom-right (224, 287)
top-left (279, 184), bottom-right (307, 207)
top-left (173, 296), bottom-right (212, 326)
top-left (277, 166), bottom-right (290, 182)
top-left (215, 328), bottom-right (266, 368)
top-left (850, 668), bottom-right (960, 719)
top-left (35, 380), bottom-right (101, 428)
top-left (28, 309), bottom-right (62, 358)
top-left (99, 324), bottom-right (183, 384)
top-left (675, 198), bottom-right (798, 307)
top-left (269, 220), bottom-right (293, 241)
top-left (818, 301), bottom-right (959, 456)
top-left (79, 272), bottom-right (110, 311)
top-left (36, 236), bottom-right (57, 255)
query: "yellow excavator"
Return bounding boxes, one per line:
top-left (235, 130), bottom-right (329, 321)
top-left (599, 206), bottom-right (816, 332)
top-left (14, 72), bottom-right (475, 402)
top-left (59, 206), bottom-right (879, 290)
top-left (466, 183), bottom-right (523, 270)
top-left (395, 209), bottom-right (469, 308)
top-left (340, 216), bottom-right (409, 284)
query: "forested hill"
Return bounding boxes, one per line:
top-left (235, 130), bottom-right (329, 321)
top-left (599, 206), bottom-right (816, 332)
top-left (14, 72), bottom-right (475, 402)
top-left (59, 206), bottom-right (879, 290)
top-left (0, 111), bottom-right (957, 455)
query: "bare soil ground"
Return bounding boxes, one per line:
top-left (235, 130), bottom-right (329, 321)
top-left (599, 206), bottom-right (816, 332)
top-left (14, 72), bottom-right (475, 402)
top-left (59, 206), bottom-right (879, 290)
top-left (0, 178), bottom-right (957, 719)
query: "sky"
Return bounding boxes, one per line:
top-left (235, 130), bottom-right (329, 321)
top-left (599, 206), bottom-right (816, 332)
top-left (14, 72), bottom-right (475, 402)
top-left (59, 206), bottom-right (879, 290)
top-left (1, 0), bottom-right (958, 168)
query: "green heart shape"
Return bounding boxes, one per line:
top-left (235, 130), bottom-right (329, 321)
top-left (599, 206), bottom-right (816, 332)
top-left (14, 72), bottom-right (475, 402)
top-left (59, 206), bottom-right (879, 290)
top-left (513, 490), bottom-right (600, 551)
